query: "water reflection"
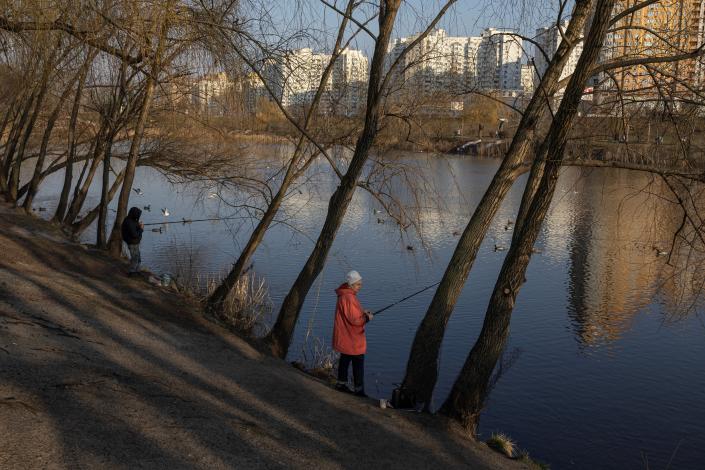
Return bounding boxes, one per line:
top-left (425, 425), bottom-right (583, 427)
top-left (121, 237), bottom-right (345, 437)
top-left (20, 149), bottom-right (705, 470)
top-left (563, 169), bottom-right (695, 347)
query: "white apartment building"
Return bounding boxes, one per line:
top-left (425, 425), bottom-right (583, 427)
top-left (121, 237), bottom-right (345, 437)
top-left (533, 20), bottom-right (583, 95)
top-left (262, 47), bottom-right (368, 114)
top-left (191, 72), bottom-right (233, 114)
top-left (477, 28), bottom-right (523, 91)
top-left (386, 29), bottom-right (482, 94)
top-left (264, 48), bottom-right (333, 108)
top-left (521, 64), bottom-right (534, 95)
top-left (332, 48), bottom-right (369, 115)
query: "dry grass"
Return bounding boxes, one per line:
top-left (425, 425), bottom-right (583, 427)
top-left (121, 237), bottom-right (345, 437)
top-left (158, 241), bottom-right (272, 336)
top-left (299, 336), bottom-right (338, 381)
top-left (204, 273), bottom-right (272, 336)
top-left (486, 433), bottom-right (517, 458)
top-left (178, 271), bottom-right (273, 336)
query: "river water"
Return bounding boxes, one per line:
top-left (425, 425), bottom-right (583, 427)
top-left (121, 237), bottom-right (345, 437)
top-left (27, 147), bottom-right (705, 469)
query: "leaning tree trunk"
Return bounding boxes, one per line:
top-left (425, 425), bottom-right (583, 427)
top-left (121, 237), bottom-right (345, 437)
top-left (106, 10), bottom-right (169, 257)
top-left (400, 0), bottom-right (595, 408)
top-left (106, 76), bottom-right (156, 256)
top-left (54, 61), bottom-right (90, 222)
top-left (207, 169), bottom-right (294, 310)
top-left (439, 0), bottom-right (614, 434)
top-left (23, 72), bottom-right (80, 211)
top-left (2, 91), bottom-right (32, 176)
top-left (265, 0), bottom-right (402, 358)
top-left (0, 108), bottom-right (21, 195)
top-left (1, 91), bottom-right (35, 197)
top-left (8, 62), bottom-right (53, 204)
top-left (0, 95), bottom-right (18, 145)
top-left (63, 123), bottom-right (108, 225)
top-left (97, 132), bottom-right (115, 248)
top-left (70, 168), bottom-right (125, 236)
top-left (206, 0), bottom-right (356, 314)
top-left (512, 140), bottom-right (550, 244)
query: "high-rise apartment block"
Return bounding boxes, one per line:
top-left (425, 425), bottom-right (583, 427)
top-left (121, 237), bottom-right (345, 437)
top-left (332, 48), bottom-right (369, 114)
top-left (190, 72), bottom-right (234, 114)
top-left (386, 29), bottom-right (483, 93)
top-left (264, 48), bottom-right (332, 108)
top-left (262, 47), bottom-right (368, 115)
top-left (243, 6), bottom-right (705, 115)
top-left (521, 64), bottom-right (535, 95)
top-left (533, 20), bottom-right (583, 95)
top-left (386, 28), bottom-right (525, 95)
top-left (476, 28), bottom-right (523, 91)
top-left (598, 0), bottom-right (705, 100)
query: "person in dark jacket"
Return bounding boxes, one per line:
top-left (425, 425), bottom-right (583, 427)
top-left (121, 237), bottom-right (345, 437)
top-left (121, 207), bottom-right (144, 276)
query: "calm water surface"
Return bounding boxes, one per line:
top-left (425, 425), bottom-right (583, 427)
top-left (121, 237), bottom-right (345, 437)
top-left (28, 149), bottom-right (705, 469)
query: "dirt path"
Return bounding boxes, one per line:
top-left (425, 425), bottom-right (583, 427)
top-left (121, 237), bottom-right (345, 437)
top-left (0, 205), bottom-right (525, 469)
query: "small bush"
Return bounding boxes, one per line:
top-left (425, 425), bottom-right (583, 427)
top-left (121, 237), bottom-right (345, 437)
top-left (486, 433), bottom-right (516, 458)
top-left (304, 337), bottom-right (338, 380)
top-left (159, 238), bottom-right (271, 336)
top-left (205, 273), bottom-right (272, 336)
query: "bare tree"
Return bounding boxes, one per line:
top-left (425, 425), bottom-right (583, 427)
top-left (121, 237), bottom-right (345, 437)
top-left (439, 0), bottom-right (616, 434)
top-left (106, 1), bottom-right (175, 255)
top-left (53, 51), bottom-right (95, 222)
top-left (23, 47), bottom-right (89, 211)
top-left (265, 0), bottom-right (461, 358)
top-left (400, 0), bottom-right (595, 407)
top-left (205, 0), bottom-right (361, 315)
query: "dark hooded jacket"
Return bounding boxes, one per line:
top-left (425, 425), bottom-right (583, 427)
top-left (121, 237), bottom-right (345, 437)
top-left (121, 207), bottom-right (143, 245)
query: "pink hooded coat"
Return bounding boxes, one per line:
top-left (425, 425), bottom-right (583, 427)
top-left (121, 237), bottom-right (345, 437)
top-left (332, 283), bottom-right (367, 355)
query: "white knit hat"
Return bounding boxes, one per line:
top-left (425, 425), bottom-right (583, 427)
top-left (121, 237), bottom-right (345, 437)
top-left (345, 270), bottom-right (362, 286)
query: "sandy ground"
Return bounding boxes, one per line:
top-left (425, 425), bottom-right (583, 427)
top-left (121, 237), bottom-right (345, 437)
top-left (0, 204), bottom-right (526, 469)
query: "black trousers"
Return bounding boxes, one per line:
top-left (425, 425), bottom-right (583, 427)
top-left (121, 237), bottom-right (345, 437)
top-left (338, 354), bottom-right (364, 391)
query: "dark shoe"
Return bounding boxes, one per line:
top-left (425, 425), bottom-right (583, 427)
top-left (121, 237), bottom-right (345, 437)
top-left (335, 384), bottom-right (352, 394)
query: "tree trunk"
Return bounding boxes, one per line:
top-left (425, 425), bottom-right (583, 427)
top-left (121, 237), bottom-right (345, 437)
top-left (63, 123), bottom-right (108, 225)
top-left (23, 72), bottom-right (80, 211)
top-left (207, 172), bottom-right (292, 310)
top-left (511, 141), bottom-right (549, 244)
top-left (8, 63), bottom-right (53, 204)
top-left (0, 110), bottom-right (20, 195)
top-left (70, 150), bottom-right (92, 205)
top-left (265, 0), bottom-right (402, 358)
top-left (70, 168), bottom-right (125, 236)
top-left (1, 91), bottom-right (35, 197)
top-left (106, 9), bottom-right (170, 257)
top-left (54, 61), bottom-right (89, 222)
top-left (97, 132), bottom-right (115, 248)
top-left (0, 102), bottom-right (15, 193)
top-left (0, 96), bottom-right (18, 144)
top-left (206, 1), bottom-right (356, 314)
top-left (106, 76), bottom-right (156, 256)
top-left (439, 0), bottom-right (615, 434)
top-left (400, 0), bottom-right (594, 408)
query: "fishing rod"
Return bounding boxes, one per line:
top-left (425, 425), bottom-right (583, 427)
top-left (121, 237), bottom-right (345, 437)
top-left (373, 281), bottom-right (441, 316)
top-left (142, 216), bottom-right (242, 226)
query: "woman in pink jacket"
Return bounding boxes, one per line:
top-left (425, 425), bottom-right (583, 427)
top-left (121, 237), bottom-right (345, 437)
top-left (332, 270), bottom-right (373, 397)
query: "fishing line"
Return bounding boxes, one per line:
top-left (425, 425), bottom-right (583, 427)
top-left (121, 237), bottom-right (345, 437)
top-left (142, 216), bottom-right (243, 226)
top-left (372, 280), bottom-right (441, 316)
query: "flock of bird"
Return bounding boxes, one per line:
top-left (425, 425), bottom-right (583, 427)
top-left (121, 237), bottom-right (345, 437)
top-left (133, 188), bottom-right (169, 216)
top-left (372, 209), bottom-right (542, 255)
top-left (60, 187), bottom-right (671, 260)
